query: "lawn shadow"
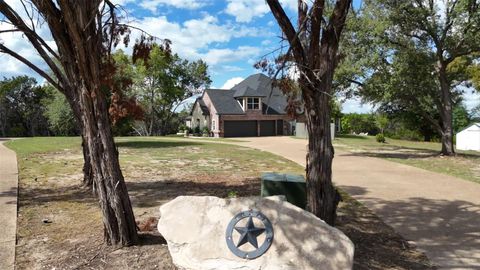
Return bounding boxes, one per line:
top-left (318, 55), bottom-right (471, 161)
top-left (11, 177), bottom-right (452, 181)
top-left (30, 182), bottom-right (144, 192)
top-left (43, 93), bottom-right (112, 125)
top-left (138, 232), bottom-right (167, 246)
top-left (126, 178), bottom-right (261, 208)
top-left (0, 186), bottom-right (18, 204)
top-left (344, 151), bottom-right (439, 160)
top-left (339, 185), bottom-right (480, 269)
top-left (337, 135), bottom-right (371, 140)
top-left (116, 140), bottom-right (204, 149)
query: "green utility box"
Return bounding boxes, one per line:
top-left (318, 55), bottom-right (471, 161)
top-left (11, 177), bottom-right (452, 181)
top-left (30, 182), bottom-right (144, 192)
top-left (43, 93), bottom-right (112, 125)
top-left (260, 172), bottom-right (306, 209)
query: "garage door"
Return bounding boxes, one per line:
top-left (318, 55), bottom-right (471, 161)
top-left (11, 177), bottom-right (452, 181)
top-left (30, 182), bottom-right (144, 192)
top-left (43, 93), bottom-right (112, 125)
top-left (224, 121), bottom-right (257, 137)
top-left (259, 120), bottom-right (276, 136)
top-left (276, 120), bottom-right (284, 135)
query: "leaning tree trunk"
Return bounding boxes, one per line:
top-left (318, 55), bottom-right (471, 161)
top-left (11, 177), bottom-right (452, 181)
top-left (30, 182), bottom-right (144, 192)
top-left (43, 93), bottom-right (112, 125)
top-left (66, 95), bottom-right (94, 188)
top-left (438, 65), bottom-right (455, 156)
top-left (301, 76), bottom-right (339, 226)
top-left (78, 84), bottom-right (138, 246)
top-left (0, 0), bottom-right (139, 247)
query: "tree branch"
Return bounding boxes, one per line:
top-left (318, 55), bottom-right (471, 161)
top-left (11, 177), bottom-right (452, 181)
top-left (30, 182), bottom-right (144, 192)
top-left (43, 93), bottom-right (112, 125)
top-left (0, 43), bottom-right (63, 92)
top-left (266, 0), bottom-right (305, 64)
top-left (0, 1), bottom-right (64, 82)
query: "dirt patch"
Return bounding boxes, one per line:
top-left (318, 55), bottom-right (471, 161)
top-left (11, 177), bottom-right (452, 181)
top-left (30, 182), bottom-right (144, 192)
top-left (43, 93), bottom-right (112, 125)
top-left (15, 143), bottom-right (435, 270)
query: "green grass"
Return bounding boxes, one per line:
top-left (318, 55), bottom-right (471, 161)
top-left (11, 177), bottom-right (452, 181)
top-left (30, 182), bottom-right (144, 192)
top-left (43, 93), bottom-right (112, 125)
top-left (5, 137), bottom-right (81, 157)
top-left (334, 134), bottom-right (480, 183)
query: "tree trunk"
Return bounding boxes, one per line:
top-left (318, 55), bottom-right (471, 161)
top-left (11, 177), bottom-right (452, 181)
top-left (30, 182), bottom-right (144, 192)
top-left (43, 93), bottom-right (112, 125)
top-left (81, 134), bottom-right (94, 188)
top-left (438, 64), bottom-right (455, 155)
top-left (78, 85), bottom-right (138, 246)
top-left (301, 77), bottom-right (339, 226)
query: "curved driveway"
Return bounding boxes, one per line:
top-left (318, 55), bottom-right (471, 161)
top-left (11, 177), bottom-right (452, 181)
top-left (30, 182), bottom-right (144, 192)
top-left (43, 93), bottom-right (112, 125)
top-left (230, 136), bottom-right (480, 270)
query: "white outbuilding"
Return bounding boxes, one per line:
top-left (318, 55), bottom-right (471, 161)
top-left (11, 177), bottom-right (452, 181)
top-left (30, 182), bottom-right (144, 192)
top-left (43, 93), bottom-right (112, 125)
top-left (456, 123), bottom-right (480, 151)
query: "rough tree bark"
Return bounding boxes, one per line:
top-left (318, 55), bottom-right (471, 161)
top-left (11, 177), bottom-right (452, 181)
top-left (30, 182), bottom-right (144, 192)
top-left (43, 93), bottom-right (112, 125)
top-left (0, 0), bottom-right (138, 245)
top-left (266, 0), bottom-right (351, 225)
top-left (438, 63), bottom-right (455, 155)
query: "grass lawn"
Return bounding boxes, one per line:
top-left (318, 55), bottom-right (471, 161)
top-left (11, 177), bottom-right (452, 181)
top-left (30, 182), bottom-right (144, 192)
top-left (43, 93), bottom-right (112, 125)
top-left (6, 137), bottom-right (433, 270)
top-left (333, 135), bottom-right (480, 184)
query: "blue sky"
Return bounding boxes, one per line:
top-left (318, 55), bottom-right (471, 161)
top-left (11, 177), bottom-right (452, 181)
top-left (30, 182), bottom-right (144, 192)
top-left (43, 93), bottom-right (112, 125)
top-left (0, 0), bottom-right (478, 113)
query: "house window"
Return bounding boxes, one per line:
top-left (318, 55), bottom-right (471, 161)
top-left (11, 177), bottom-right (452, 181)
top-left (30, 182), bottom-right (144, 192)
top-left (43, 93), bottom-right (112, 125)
top-left (247, 97), bottom-right (260, 110)
top-left (212, 120), bottom-right (216, 131)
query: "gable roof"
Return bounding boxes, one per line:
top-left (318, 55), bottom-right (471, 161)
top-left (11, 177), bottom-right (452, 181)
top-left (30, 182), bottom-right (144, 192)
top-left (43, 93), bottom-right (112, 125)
top-left (458, 123), bottom-right (480, 133)
top-left (205, 89), bottom-right (245, 114)
top-left (203, 74), bottom-right (288, 115)
top-left (233, 86), bottom-right (266, 98)
top-left (190, 97), bottom-right (210, 115)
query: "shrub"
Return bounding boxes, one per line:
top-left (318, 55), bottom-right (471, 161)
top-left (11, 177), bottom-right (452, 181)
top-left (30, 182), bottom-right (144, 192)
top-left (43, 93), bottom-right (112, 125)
top-left (193, 126), bottom-right (201, 135)
top-left (178, 124), bottom-right (187, 132)
top-left (376, 133), bottom-right (386, 143)
top-left (202, 126), bottom-right (210, 134)
top-left (389, 128), bottom-right (423, 141)
top-left (227, 190), bottom-right (238, 198)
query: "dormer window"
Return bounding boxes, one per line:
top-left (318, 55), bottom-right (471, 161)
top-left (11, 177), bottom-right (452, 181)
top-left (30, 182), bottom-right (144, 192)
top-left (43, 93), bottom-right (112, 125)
top-left (247, 97), bottom-right (260, 110)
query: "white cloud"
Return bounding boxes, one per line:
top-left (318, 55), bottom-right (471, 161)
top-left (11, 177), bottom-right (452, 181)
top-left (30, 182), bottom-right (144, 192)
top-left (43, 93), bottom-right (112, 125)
top-left (222, 65), bottom-right (245, 72)
top-left (261, 39), bottom-right (272, 46)
top-left (200, 46), bottom-right (261, 65)
top-left (139, 0), bottom-right (211, 13)
top-left (131, 16), bottom-right (263, 66)
top-left (113, 0), bottom-right (210, 11)
top-left (341, 96), bottom-right (375, 114)
top-left (463, 90), bottom-right (480, 111)
top-left (0, 0), bottom-right (56, 80)
top-left (221, 77), bottom-right (244, 89)
top-left (225, 0), bottom-right (297, 23)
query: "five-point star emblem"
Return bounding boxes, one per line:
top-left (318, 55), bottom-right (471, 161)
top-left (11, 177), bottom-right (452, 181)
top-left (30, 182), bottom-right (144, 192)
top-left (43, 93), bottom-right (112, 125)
top-left (235, 216), bottom-right (266, 248)
top-left (226, 210), bottom-right (274, 260)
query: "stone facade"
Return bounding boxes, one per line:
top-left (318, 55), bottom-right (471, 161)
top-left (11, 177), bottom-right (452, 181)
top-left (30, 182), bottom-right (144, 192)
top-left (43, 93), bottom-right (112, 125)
top-left (190, 102), bottom-right (209, 131)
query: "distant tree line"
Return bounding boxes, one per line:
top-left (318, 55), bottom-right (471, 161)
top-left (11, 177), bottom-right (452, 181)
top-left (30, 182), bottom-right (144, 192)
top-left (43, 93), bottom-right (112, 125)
top-left (0, 76), bottom-right (76, 137)
top-left (340, 102), bottom-right (476, 142)
top-left (0, 46), bottom-right (210, 138)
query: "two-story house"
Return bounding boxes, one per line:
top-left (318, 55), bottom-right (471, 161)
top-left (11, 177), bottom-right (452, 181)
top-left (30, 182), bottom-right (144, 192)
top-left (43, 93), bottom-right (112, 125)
top-left (189, 73), bottom-right (293, 137)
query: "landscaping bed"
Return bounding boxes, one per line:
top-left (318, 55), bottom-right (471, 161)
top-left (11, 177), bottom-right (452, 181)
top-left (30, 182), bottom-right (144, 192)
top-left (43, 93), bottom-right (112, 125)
top-left (7, 137), bottom-right (434, 269)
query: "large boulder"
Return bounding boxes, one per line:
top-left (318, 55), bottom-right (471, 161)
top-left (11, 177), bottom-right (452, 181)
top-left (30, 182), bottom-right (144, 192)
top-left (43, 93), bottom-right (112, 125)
top-left (157, 196), bottom-right (354, 270)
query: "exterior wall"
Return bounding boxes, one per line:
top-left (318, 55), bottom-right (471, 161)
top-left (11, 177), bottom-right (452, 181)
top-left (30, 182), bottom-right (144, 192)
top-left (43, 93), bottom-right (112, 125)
top-left (295, 122), bottom-right (335, 140)
top-left (456, 126), bottom-right (480, 151)
top-left (190, 102), bottom-right (209, 131)
top-left (202, 92), bottom-right (220, 137)
top-left (218, 113), bottom-right (293, 137)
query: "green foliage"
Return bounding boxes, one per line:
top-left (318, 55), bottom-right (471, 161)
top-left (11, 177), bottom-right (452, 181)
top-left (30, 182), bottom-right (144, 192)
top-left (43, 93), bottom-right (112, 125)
top-left (341, 113), bottom-right (379, 135)
top-left (375, 114), bottom-right (389, 134)
top-left (227, 190), bottom-right (238, 198)
top-left (453, 103), bottom-right (471, 133)
top-left (0, 76), bottom-right (51, 137)
top-left (472, 104), bottom-right (480, 121)
top-left (193, 126), bottom-right (201, 135)
top-left (388, 128), bottom-right (423, 141)
top-left (42, 85), bottom-right (77, 136)
top-left (202, 126), bottom-right (210, 136)
top-left (133, 44), bottom-right (211, 136)
top-left (340, 0), bottom-right (480, 150)
top-left (178, 124), bottom-right (187, 132)
top-left (375, 133), bottom-right (386, 143)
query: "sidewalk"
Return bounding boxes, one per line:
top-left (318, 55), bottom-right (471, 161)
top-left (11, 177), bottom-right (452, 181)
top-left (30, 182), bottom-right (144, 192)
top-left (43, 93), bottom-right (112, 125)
top-left (0, 139), bottom-right (18, 270)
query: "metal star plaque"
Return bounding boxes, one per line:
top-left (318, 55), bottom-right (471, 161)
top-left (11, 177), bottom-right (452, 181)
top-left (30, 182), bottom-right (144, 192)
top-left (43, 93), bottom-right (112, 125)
top-left (225, 209), bottom-right (274, 260)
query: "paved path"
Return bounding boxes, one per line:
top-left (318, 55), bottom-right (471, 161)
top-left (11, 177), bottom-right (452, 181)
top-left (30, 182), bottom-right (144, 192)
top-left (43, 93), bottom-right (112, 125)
top-left (230, 136), bottom-right (480, 270)
top-left (0, 139), bottom-right (18, 270)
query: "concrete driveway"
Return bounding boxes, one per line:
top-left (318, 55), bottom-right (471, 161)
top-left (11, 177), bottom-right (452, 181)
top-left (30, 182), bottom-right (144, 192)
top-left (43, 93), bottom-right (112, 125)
top-left (231, 136), bottom-right (480, 270)
top-left (0, 139), bottom-right (18, 270)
